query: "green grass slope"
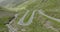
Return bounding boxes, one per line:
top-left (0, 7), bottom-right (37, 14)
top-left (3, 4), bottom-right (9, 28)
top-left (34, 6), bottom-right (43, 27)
top-left (8, 0), bottom-right (60, 32)
top-left (0, 7), bottom-right (16, 32)
top-left (0, 0), bottom-right (60, 32)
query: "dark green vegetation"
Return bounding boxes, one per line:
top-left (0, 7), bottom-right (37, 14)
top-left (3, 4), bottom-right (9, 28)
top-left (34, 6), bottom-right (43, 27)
top-left (0, 7), bottom-right (16, 32)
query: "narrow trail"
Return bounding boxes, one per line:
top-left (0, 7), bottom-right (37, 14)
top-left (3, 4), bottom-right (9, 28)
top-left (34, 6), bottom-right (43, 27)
top-left (38, 9), bottom-right (60, 22)
top-left (9, 14), bottom-right (18, 24)
top-left (6, 24), bottom-right (15, 32)
top-left (18, 10), bottom-right (36, 26)
top-left (6, 13), bottom-right (18, 32)
top-left (6, 24), bottom-right (18, 32)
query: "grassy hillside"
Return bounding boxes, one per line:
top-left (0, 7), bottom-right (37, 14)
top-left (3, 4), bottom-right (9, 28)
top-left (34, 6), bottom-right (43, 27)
top-left (8, 0), bottom-right (60, 32)
top-left (0, 0), bottom-right (60, 32)
top-left (0, 7), bottom-right (16, 32)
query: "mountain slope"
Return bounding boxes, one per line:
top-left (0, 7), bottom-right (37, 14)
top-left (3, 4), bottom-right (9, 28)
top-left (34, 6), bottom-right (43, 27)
top-left (0, 0), bottom-right (60, 32)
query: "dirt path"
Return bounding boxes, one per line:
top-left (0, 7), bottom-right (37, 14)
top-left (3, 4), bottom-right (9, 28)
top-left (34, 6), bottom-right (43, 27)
top-left (44, 21), bottom-right (59, 32)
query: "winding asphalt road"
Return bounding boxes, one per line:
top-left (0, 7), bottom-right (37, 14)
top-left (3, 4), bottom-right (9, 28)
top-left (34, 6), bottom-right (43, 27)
top-left (38, 9), bottom-right (60, 22)
top-left (18, 10), bottom-right (36, 26)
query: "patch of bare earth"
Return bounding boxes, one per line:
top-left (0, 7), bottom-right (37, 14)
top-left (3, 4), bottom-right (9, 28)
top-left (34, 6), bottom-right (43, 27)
top-left (44, 21), bottom-right (59, 32)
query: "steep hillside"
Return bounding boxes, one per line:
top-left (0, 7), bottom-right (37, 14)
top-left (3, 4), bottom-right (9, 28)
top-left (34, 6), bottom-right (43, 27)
top-left (0, 0), bottom-right (60, 32)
